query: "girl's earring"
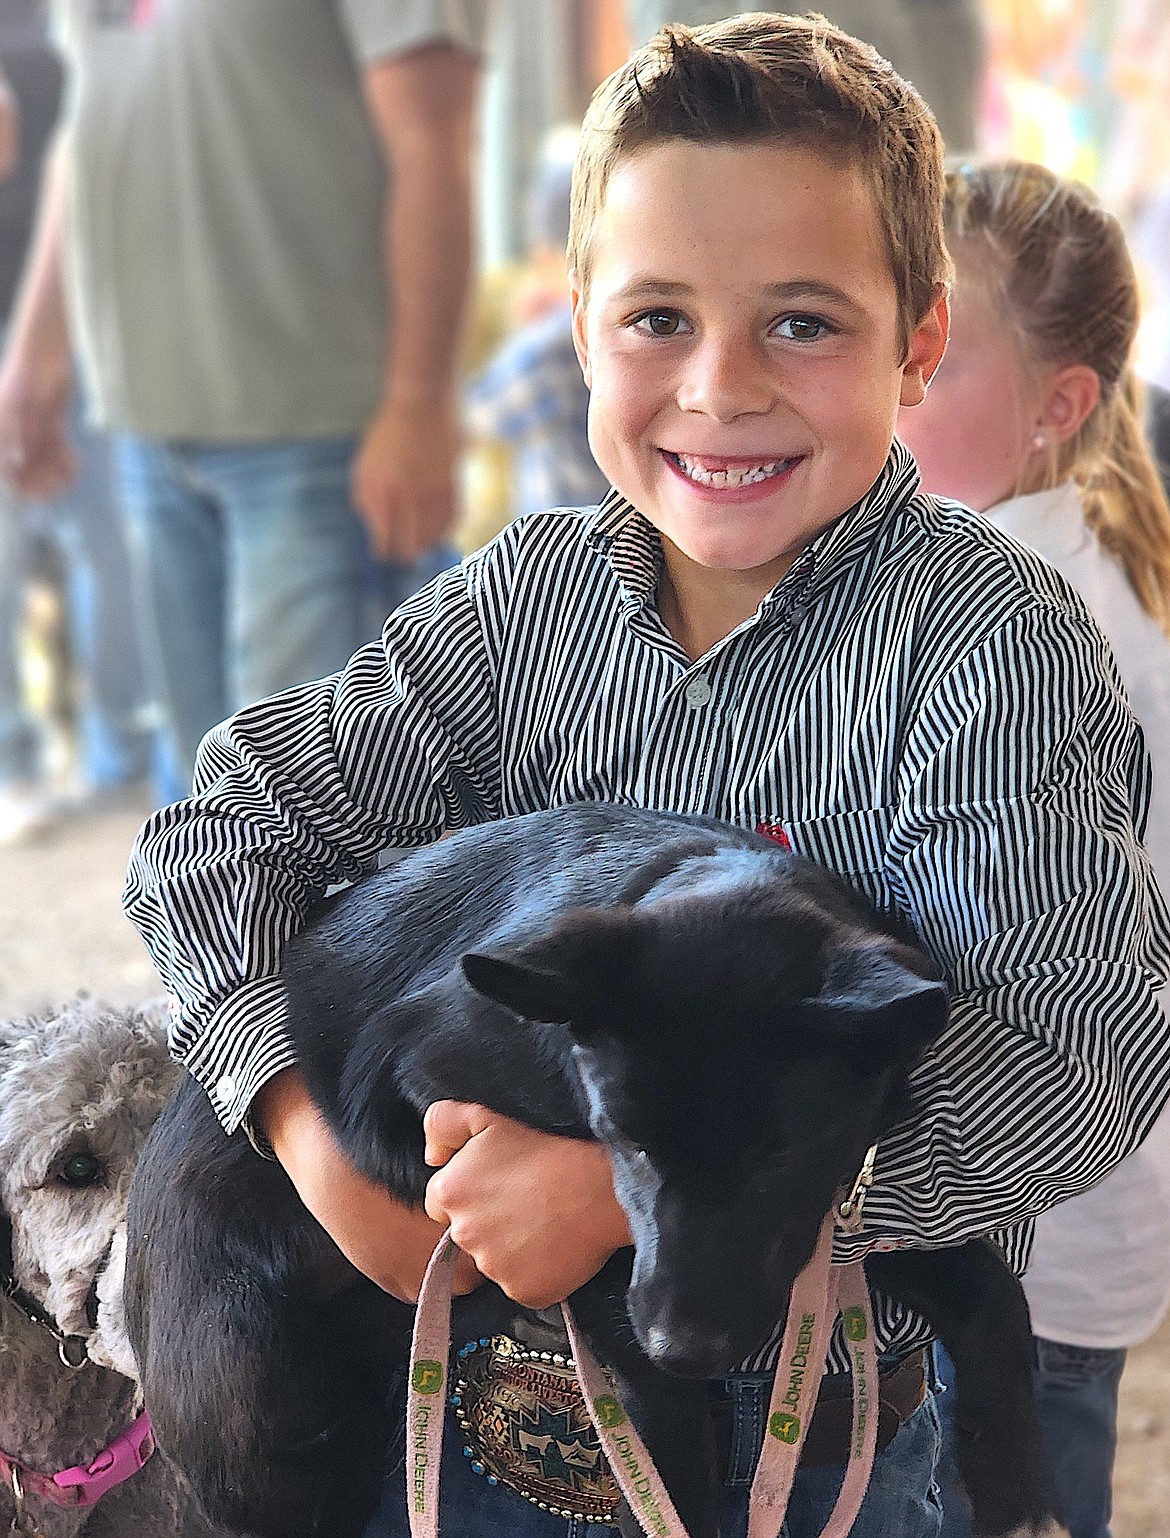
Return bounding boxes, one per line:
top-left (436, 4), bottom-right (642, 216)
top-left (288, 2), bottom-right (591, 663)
top-left (1031, 431), bottom-right (1048, 452)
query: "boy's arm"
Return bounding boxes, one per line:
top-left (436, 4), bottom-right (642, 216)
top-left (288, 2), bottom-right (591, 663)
top-left (843, 602), bottom-right (1170, 1261)
top-left (253, 1067), bottom-right (485, 1302)
top-left (124, 555), bottom-right (506, 1138)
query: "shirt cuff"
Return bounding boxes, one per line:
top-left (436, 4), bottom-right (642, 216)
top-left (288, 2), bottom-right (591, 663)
top-left (182, 975), bottom-right (299, 1137)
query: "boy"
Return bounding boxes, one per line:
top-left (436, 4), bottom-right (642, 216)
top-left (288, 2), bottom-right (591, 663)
top-left (125, 16), bottom-right (1170, 1538)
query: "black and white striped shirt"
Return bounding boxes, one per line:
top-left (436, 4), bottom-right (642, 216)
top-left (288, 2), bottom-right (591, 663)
top-left (125, 442), bottom-right (1170, 1371)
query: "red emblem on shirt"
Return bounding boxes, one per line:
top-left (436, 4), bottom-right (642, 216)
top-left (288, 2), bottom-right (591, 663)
top-left (755, 821), bottom-right (792, 851)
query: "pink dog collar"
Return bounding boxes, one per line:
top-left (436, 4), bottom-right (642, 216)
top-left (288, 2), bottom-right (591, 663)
top-left (1, 1410), bottom-right (155, 1514)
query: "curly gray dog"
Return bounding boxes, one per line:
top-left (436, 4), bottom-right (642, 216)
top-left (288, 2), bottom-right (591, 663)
top-left (0, 997), bottom-right (222, 1538)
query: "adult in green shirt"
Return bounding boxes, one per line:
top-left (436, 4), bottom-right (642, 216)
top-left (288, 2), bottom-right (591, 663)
top-left (0, 0), bottom-right (487, 800)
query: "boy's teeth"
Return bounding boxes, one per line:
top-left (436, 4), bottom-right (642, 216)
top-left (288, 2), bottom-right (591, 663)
top-left (673, 454), bottom-right (789, 488)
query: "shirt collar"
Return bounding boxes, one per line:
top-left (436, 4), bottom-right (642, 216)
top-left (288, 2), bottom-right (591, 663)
top-left (584, 440), bottom-right (922, 615)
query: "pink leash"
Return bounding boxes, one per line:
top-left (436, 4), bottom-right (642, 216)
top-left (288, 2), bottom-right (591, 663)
top-left (407, 1215), bottom-right (877, 1538)
top-left (1, 1410), bottom-right (156, 1519)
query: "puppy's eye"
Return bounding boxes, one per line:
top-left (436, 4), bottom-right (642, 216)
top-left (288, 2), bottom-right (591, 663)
top-left (59, 1153), bottom-right (105, 1188)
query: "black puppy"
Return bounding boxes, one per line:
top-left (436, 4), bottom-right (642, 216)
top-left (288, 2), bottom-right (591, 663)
top-left (126, 804), bottom-right (1061, 1538)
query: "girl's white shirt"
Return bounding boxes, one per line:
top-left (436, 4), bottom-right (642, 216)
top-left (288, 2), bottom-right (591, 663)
top-left (989, 480), bottom-right (1170, 1348)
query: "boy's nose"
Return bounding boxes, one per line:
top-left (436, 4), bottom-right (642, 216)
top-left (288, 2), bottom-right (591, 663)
top-left (677, 337), bottom-right (776, 422)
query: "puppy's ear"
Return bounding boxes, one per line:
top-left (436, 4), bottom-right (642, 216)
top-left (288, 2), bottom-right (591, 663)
top-left (461, 907), bottom-right (638, 1023)
top-left (810, 941), bottom-right (949, 1064)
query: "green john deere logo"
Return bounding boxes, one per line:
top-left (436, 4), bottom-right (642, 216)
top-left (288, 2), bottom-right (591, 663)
top-left (769, 1411), bottom-right (801, 1444)
top-left (593, 1394), bottom-right (627, 1429)
top-left (412, 1360), bottom-right (444, 1396)
top-left (842, 1307), bottom-right (868, 1343)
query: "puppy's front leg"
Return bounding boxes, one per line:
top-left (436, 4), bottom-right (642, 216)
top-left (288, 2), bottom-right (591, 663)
top-left (570, 1257), bottom-right (720, 1538)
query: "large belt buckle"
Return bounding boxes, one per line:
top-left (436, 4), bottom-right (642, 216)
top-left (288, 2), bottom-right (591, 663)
top-left (452, 1333), bottom-right (620, 1525)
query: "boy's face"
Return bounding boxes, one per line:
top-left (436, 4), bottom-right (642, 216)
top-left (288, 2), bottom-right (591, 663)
top-left (571, 140), bottom-right (947, 601)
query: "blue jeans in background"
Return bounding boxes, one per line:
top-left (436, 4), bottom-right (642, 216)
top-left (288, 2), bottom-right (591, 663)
top-left (364, 1363), bottom-right (943, 1538)
top-left (116, 433), bottom-right (455, 803)
top-left (0, 407), bottom-right (156, 791)
top-left (934, 1339), bottom-right (1126, 1538)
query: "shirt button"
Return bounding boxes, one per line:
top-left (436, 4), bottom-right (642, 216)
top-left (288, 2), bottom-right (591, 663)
top-left (684, 675), bottom-right (712, 708)
top-left (216, 1073), bottom-right (237, 1104)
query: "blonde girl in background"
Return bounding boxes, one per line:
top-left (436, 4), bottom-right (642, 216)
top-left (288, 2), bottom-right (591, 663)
top-left (899, 157), bottom-right (1170, 1538)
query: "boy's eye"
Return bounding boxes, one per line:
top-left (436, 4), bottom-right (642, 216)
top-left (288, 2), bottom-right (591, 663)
top-left (775, 314), bottom-right (830, 341)
top-left (633, 310), bottom-right (689, 338)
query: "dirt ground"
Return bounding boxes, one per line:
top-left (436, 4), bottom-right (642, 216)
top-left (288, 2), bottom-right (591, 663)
top-left (2, 799), bottom-right (1169, 1534)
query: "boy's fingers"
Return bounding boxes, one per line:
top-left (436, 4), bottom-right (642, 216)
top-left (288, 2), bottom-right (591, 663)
top-left (422, 1098), bottom-right (493, 1166)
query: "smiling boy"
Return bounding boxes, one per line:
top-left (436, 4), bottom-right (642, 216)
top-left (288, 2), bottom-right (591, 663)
top-left (125, 15), bottom-right (1169, 1538)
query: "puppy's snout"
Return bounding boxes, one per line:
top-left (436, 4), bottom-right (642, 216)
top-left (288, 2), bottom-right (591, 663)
top-left (638, 1320), bottom-right (738, 1379)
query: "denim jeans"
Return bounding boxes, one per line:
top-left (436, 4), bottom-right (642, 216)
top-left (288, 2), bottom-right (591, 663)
top-left (0, 406), bottom-right (155, 790)
top-left (934, 1339), bottom-right (1126, 1538)
top-left (363, 1363), bottom-right (943, 1538)
top-left (115, 433), bottom-right (455, 802)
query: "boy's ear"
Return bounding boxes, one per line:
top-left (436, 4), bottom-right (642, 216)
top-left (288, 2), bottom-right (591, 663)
top-left (1039, 363), bottom-right (1101, 445)
top-left (899, 286), bottom-right (950, 408)
top-left (569, 268), bottom-right (592, 388)
top-left (461, 907), bottom-right (637, 1023)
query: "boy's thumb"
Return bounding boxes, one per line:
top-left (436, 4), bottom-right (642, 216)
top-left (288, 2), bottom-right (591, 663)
top-left (422, 1098), bottom-right (491, 1166)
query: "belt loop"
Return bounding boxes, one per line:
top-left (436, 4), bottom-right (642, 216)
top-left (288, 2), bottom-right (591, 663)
top-left (726, 1376), bottom-right (771, 1487)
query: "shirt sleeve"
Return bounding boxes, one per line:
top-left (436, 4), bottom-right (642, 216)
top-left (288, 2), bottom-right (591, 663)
top-left (839, 601), bottom-right (1170, 1261)
top-left (123, 550), bottom-right (509, 1133)
top-left (336, 0), bottom-right (489, 66)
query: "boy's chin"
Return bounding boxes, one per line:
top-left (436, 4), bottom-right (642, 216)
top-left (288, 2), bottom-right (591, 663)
top-left (663, 531), bottom-right (803, 582)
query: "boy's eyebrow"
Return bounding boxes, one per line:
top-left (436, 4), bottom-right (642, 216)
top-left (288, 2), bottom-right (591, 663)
top-left (607, 277), bottom-right (865, 311)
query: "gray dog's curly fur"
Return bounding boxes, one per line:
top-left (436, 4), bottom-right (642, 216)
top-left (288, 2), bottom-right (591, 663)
top-left (0, 997), bottom-right (222, 1537)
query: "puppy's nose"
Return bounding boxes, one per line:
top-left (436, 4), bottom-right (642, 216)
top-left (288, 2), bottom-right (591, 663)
top-left (641, 1323), bottom-right (737, 1378)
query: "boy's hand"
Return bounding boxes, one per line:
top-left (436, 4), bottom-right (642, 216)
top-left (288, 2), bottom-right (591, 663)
top-left (423, 1101), bottom-right (633, 1309)
top-left (254, 1067), bottom-right (483, 1303)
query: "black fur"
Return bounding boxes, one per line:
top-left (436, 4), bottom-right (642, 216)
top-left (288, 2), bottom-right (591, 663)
top-left (126, 804), bottom-right (1059, 1538)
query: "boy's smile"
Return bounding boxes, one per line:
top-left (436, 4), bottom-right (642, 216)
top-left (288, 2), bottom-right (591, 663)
top-left (571, 140), bottom-right (947, 653)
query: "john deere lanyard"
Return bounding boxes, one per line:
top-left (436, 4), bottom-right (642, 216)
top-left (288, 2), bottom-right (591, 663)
top-left (407, 1209), bottom-right (877, 1538)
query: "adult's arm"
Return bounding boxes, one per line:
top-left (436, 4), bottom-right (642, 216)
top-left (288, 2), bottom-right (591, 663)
top-left (0, 61), bottom-right (18, 178)
top-left (0, 135), bottom-right (75, 498)
top-left (351, 43), bottom-right (481, 561)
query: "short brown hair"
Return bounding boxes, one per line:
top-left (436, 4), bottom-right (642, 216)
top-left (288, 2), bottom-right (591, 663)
top-left (568, 11), bottom-right (951, 353)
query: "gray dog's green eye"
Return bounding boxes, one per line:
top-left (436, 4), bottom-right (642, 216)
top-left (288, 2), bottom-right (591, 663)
top-left (60, 1153), bottom-right (104, 1188)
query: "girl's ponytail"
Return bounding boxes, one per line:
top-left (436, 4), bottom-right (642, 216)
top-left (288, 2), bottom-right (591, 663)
top-left (1080, 370), bottom-right (1170, 634)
